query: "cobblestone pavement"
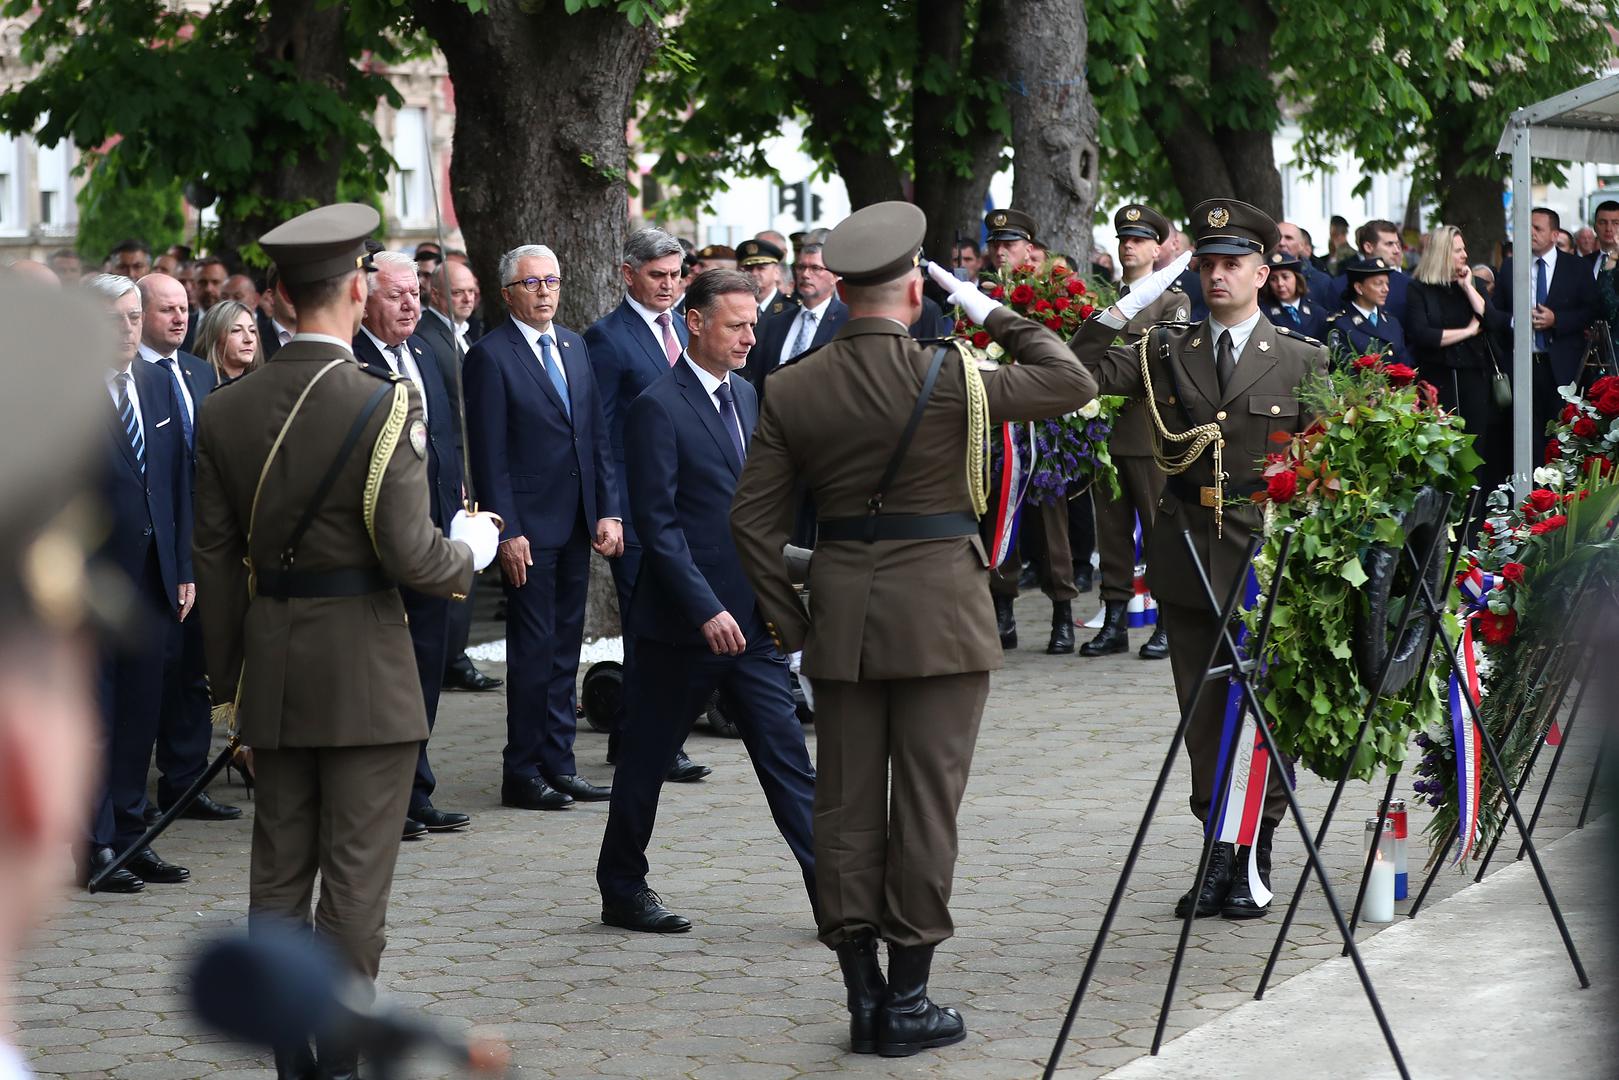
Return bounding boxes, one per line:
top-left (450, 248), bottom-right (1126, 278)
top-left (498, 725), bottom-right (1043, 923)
top-left (9, 592), bottom-right (1604, 1078)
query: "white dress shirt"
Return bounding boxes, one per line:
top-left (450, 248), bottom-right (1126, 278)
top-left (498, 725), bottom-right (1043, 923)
top-left (359, 325), bottom-right (429, 422)
top-left (778, 294), bottom-right (833, 368)
top-left (511, 316), bottom-right (567, 387)
top-left (270, 318), bottom-right (295, 349)
top-left (757, 287), bottom-right (779, 314)
top-left (106, 364), bottom-right (145, 435)
top-left (137, 342), bottom-right (195, 424)
top-left (683, 354), bottom-right (746, 449)
top-left (425, 306), bottom-right (471, 355)
top-left (625, 292), bottom-right (681, 352)
top-left (1207, 308), bottom-right (1265, 364)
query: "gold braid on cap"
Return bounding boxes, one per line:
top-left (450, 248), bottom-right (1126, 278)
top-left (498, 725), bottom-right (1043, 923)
top-left (1136, 328), bottom-right (1228, 536)
top-left (364, 383), bottom-right (411, 552)
top-left (958, 340), bottom-right (990, 517)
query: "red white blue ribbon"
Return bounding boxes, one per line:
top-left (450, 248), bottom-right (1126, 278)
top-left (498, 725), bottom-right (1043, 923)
top-left (1127, 513), bottom-right (1157, 628)
top-left (988, 422), bottom-right (1036, 568)
top-left (1450, 568), bottom-right (1495, 862)
top-left (1210, 567), bottom-right (1272, 906)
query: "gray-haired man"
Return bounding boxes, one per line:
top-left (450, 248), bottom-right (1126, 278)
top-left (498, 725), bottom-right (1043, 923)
top-left (585, 226), bottom-right (713, 783)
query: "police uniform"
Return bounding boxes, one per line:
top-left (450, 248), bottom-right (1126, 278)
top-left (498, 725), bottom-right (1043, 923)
top-left (1069, 199), bottom-right (1327, 921)
top-left (738, 238), bottom-right (797, 320)
top-left (730, 202), bottom-right (1095, 1056)
top-left (979, 207), bottom-right (1081, 654)
top-left (1083, 204), bottom-right (1187, 660)
top-left (1328, 256), bottom-right (1410, 364)
top-left (1262, 251), bottom-right (1330, 341)
top-left (191, 205), bottom-right (475, 1076)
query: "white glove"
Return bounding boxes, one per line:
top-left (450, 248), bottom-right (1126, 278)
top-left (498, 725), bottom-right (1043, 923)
top-left (928, 261), bottom-right (1000, 326)
top-left (1116, 251), bottom-right (1193, 321)
top-left (450, 509), bottom-right (500, 572)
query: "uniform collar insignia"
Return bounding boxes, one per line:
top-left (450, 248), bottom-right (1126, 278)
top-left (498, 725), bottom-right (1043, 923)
top-left (1257, 340), bottom-right (1271, 352)
top-left (1190, 337), bottom-right (1202, 348)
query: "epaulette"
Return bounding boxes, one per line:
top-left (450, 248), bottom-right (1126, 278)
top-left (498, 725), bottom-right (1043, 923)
top-left (355, 362), bottom-right (401, 383)
top-left (1166, 281), bottom-right (1184, 294)
top-left (1274, 325), bottom-right (1324, 348)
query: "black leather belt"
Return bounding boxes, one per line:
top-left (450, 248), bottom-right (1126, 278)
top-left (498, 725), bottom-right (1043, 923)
top-left (816, 511), bottom-right (979, 543)
top-left (255, 567), bottom-right (392, 599)
top-left (1165, 477), bottom-right (1264, 507)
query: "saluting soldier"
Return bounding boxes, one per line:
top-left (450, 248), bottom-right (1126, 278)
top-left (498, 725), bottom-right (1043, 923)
top-left (191, 204), bottom-right (501, 1080)
top-left (731, 202), bottom-right (1095, 1057)
top-left (1328, 255), bottom-right (1410, 364)
top-left (1081, 204), bottom-right (1187, 661)
top-left (1069, 199), bottom-right (1327, 922)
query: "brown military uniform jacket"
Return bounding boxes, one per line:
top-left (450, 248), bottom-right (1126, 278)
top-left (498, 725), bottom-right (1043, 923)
top-left (1108, 283), bottom-right (1191, 457)
top-left (193, 339), bottom-right (473, 748)
top-left (731, 306), bottom-right (1097, 681)
top-left (1069, 314), bottom-right (1327, 604)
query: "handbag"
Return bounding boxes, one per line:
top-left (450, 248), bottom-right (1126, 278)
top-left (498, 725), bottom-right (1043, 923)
top-left (1481, 334), bottom-right (1512, 412)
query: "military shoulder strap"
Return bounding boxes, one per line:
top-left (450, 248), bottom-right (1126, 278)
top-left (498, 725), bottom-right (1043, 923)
top-left (277, 380), bottom-right (395, 573)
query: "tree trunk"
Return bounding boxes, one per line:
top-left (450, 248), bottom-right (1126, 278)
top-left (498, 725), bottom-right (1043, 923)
top-left (1003, 0), bottom-right (1099, 265)
top-left (1433, 115), bottom-right (1507, 266)
top-left (417, 0), bottom-right (656, 638)
top-left (1208, 0), bottom-right (1282, 219)
top-left (1152, 91), bottom-right (1237, 213)
top-left (913, 0), bottom-right (1009, 261)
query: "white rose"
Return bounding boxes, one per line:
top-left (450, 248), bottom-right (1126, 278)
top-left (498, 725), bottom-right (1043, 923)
top-left (985, 342), bottom-right (1005, 361)
top-left (1532, 466), bottom-right (1563, 489)
top-left (1077, 399), bottom-right (1101, 420)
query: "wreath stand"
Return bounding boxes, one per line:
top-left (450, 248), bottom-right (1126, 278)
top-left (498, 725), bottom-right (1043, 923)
top-left (1043, 526), bottom-right (1410, 1079)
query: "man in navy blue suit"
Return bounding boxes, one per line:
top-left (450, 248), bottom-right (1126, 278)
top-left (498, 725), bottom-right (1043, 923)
top-left (585, 227), bottom-right (711, 783)
top-left (135, 272), bottom-right (242, 824)
top-left (466, 244), bottom-right (621, 811)
top-left (596, 269), bottom-right (815, 934)
top-left (743, 242), bottom-right (850, 401)
top-left (81, 273), bottom-right (194, 893)
top-left (350, 250), bottom-right (474, 839)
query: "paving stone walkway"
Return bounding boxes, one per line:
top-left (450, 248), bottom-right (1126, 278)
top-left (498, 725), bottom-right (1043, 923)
top-left (8, 592), bottom-right (1603, 1078)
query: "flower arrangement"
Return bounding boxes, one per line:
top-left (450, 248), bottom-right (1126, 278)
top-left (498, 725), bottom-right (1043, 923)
top-left (1246, 354), bottom-right (1480, 781)
top-left (955, 260), bottom-right (1121, 504)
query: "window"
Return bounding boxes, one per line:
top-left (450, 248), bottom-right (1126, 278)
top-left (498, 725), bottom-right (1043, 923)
top-left (36, 134), bottom-right (72, 231)
top-left (392, 107), bottom-right (430, 226)
top-left (0, 135), bottom-right (19, 234)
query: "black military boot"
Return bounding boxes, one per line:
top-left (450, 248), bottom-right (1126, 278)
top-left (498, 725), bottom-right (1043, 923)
top-left (877, 944), bottom-right (965, 1057)
top-left (315, 1036), bottom-right (359, 1080)
top-left (274, 1042), bottom-right (317, 1080)
top-left (994, 595), bottom-right (1017, 649)
top-left (835, 933), bottom-right (887, 1054)
top-left (1138, 623), bottom-right (1169, 660)
top-left (1222, 822), bottom-right (1276, 919)
top-left (1046, 600), bottom-right (1076, 654)
top-left (1079, 600), bottom-right (1130, 657)
top-left (1174, 841), bottom-right (1236, 918)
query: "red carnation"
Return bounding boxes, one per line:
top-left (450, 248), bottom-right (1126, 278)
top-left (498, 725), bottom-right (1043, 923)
top-left (1078, 303), bottom-right (1096, 319)
top-left (1066, 277), bottom-right (1086, 296)
top-left (1353, 355), bottom-right (1382, 371)
top-left (1044, 316), bottom-right (1065, 331)
top-left (989, 285), bottom-right (1006, 300)
top-left (1384, 363), bottom-right (1416, 387)
top-left (1266, 469), bottom-right (1299, 503)
top-left (1524, 488), bottom-right (1558, 514)
top-left (1477, 610), bottom-right (1518, 646)
top-left (1573, 416), bottom-right (1598, 438)
top-left (971, 331), bottom-right (991, 349)
top-left (1500, 562), bottom-right (1526, 585)
top-left (1053, 296), bottom-right (1072, 311)
top-left (1530, 513), bottom-right (1568, 535)
top-left (1010, 284), bottom-right (1035, 306)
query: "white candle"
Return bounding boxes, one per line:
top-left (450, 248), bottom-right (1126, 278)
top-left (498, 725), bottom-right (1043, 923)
top-left (1363, 851), bottom-right (1396, 923)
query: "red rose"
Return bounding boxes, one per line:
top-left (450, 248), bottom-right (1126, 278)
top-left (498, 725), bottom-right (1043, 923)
top-left (1500, 562), bottom-right (1526, 585)
top-left (1072, 278), bottom-right (1087, 296)
top-left (1574, 417), bottom-right (1599, 438)
top-left (1033, 298), bottom-right (1053, 313)
top-left (1546, 439), bottom-right (1563, 464)
top-left (1353, 355), bottom-right (1382, 371)
top-left (1477, 610), bottom-right (1517, 646)
top-left (1266, 469), bottom-right (1299, 503)
top-left (1561, 404), bottom-right (1581, 423)
top-left (953, 318), bottom-right (969, 335)
top-left (989, 285), bottom-right (1006, 300)
top-left (1044, 316), bottom-right (1065, 331)
top-left (1384, 363), bottom-right (1416, 387)
top-left (1481, 521), bottom-right (1495, 535)
top-left (1590, 375), bottom-right (1619, 398)
top-left (971, 331), bottom-right (991, 349)
top-left (1066, 277), bottom-right (1086, 296)
top-left (1530, 513), bottom-right (1568, 535)
top-left (1524, 488), bottom-right (1558, 514)
top-left (1078, 303), bottom-right (1095, 320)
top-left (1053, 296), bottom-right (1072, 311)
top-left (1593, 455), bottom-right (1616, 478)
top-left (1050, 262), bottom-right (1071, 276)
top-left (1010, 284), bottom-right (1035, 306)
top-left (1594, 387), bottom-right (1619, 417)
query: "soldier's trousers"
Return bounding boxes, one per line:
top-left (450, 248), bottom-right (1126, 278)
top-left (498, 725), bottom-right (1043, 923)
top-left (1158, 601), bottom-right (1289, 827)
top-left (249, 742), bottom-right (418, 983)
top-left (1094, 456), bottom-right (1166, 605)
top-left (990, 501), bottom-right (1077, 602)
top-left (811, 672), bottom-right (990, 948)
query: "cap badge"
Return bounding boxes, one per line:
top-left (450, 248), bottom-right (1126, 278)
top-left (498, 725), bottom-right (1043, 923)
top-left (992, 212), bottom-right (1007, 227)
top-left (1207, 207), bottom-right (1230, 229)
top-left (1125, 208), bottom-right (1141, 221)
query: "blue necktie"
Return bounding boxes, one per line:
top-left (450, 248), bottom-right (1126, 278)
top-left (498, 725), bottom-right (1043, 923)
top-left (1368, 310), bottom-right (1378, 327)
top-left (1285, 305), bottom-right (1301, 327)
top-left (539, 334), bottom-right (570, 419)
top-left (160, 356), bottom-right (193, 449)
top-left (713, 379), bottom-right (745, 468)
top-left (116, 372), bottom-right (145, 474)
top-left (1534, 256), bottom-right (1549, 352)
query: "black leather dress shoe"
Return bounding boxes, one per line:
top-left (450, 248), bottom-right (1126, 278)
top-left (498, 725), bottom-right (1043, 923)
top-left (602, 888), bottom-right (692, 933)
top-left (667, 749), bottom-right (712, 783)
top-left (548, 774), bottom-right (611, 801)
top-left (414, 805), bottom-right (471, 831)
top-left (81, 846), bottom-right (144, 893)
top-left (402, 817), bottom-right (428, 840)
top-left (127, 847), bottom-right (190, 884)
top-left (446, 663), bottom-right (503, 692)
top-left (163, 791), bottom-right (243, 821)
top-left (501, 776), bottom-right (574, 811)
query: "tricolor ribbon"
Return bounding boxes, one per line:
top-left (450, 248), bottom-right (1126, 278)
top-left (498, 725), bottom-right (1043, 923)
top-left (1209, 567), bottom-right (1273, 907)
top-left (1450, 567), bottom-right (1495, 862)
top-left (988, 421), bottom-right (1037, 568)
top-left (1127, 513), bottom-right (1157, 628)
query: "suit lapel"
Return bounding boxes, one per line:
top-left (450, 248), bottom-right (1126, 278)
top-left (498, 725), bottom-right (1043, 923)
top-left (1220, 317), bottom-right (1281, 406)
top-left (621, 302), bottom-right (671, 378)
top-left (677, 361), bottom-right (742, 478)
top-left (1177, 320), bottom-right (1221, 408)
top-left (557, 331), bottom-right (589, 421)
top-left (506, 321), bottom-right (571, 423)
top-left (106, 397), bottom-right (141, 476)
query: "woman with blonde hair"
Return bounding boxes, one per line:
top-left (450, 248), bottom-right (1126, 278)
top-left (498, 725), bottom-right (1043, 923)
top-left (196, 298), bottom-right (260, 384)
top-left (1406, 224), bottom-right (1509, 492)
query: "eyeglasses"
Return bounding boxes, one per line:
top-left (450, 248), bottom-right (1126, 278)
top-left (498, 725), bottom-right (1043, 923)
top-left (792, 264), bottom-right (831, 276)
top-left (505, 276), bottom-right (562, 294)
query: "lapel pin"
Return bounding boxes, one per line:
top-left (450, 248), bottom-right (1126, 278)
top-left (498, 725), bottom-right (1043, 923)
top-left (1257, 340), bottom-right (1271, 352)
top-left (1190, 337), bottom-right (1202, 348)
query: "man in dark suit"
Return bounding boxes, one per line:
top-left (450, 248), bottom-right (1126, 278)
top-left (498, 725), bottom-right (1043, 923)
top-left (351, 250), bottom-right (473, 839)
top-left (1279, 221), bottom-right (1336, 302)
top-left (256, 266), bottom-right (295, 361)
top-left (135, 272), bottom-right (240, 824)
top-left (596, 269), bottom-right (815, 934)
top-left (585, 227), bottom-right (713, 782)
top-left (466, 244), bottom-right (621, 811)
top-left (81, 273), bottom-right (194, 893)
top-left (1494, 205), bottom-right (1600, 455)
top-left (743, 243), bottom-right (850, 401)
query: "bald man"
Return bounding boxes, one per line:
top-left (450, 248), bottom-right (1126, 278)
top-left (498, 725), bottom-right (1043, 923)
top-left (7, 259), bottom-right (59, 286)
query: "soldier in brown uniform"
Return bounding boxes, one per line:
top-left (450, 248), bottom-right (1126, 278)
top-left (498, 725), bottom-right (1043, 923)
top-left (1069, 200), bottom-right (1327, 922)
top-left (191, 204), bottom-right (501, 1080)
top-left (1081, 204), bottom-right (1187, 661)
top-left (730, 202), bottom-right (1095, 1057)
